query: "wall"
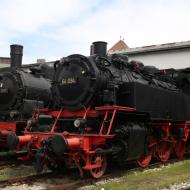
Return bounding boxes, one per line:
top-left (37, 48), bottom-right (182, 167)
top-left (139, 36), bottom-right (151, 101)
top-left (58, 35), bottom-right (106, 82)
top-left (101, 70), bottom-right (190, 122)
top-left (0, 57), bottom-right (10, 68)
top-left (127, 48), bottom-right (190, 69)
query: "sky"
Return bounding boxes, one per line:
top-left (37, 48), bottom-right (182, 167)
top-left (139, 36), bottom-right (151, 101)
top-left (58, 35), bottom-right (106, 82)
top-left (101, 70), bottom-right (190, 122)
top-left (0, 0), bottom-right (190, 64)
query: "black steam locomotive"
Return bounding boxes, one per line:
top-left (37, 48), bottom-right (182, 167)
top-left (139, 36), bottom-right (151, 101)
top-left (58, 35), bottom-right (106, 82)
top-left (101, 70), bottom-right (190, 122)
top-left (0, 45), bottom-right (52, 120)
top-left (53, 41), bottom-right (190, 121)
top-left (0, 45), bottom-right (52, 149)
top-left (6, 41), bottom-right (190, 178)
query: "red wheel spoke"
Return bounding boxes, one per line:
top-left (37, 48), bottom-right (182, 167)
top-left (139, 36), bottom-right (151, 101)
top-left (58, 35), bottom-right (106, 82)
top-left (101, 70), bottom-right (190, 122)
top-left (137, 153), bottom-right (152, 168)
top-left (175, 141), bottom-right (185, 159)
top-left (158, 142), bottom-right (171, 162)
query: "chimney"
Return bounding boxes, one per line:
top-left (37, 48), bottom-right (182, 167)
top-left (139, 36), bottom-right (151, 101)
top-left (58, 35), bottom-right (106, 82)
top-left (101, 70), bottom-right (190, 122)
top-left (10, 44), bottom-right (23, 68)
top-left (90, 41), bottom-right (107, 57)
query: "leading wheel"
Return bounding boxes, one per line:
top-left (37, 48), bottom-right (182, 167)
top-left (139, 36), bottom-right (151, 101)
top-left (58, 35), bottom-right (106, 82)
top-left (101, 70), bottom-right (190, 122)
top-left (89, 148), bottom-right (107, 178)
top-left (175, 140), bottom-right (185, 159)
top-left (157, 141), bottom-right (171, 162)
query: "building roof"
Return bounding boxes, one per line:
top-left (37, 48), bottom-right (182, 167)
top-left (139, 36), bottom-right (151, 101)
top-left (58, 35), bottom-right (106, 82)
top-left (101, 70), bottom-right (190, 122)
top-left (109, 40), bottom-right (190, 55)
top-left (108, 40), bottom-right (129, 53)
top-left (0, 57), bottom-right (11, 64)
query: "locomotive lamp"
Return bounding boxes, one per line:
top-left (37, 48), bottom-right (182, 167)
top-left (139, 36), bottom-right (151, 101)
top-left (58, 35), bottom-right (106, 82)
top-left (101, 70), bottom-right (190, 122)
top-left (27, 119), bottom-right (38, 127)
top-left (10, 111), bottom-right (19, 118)
top-left (74, 118), bottom-right (86, 128)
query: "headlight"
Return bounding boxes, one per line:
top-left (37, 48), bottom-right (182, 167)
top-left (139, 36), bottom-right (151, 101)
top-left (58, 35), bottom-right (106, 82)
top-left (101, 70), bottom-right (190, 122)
top-left (27, 119), bottom-right (37, 126)
top-left (27, 119), bottom-right (32, 126)
top-left (74, 119), bottom-right (81, 128)
top-left (74, 118), bottom-right (86, 128)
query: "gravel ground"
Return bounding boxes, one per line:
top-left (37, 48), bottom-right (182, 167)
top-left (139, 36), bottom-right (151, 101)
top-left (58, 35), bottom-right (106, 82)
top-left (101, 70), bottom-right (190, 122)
top-left (162, 181), bottom-right (190, 190)
top-left (1, 160), bottom-right (190, 190)
top-left (0, 176), bottom-right (73, 190)
top-left (1, 183), bottom-right (46, 190)
top-left (2, 180), bottom-right (190, 190)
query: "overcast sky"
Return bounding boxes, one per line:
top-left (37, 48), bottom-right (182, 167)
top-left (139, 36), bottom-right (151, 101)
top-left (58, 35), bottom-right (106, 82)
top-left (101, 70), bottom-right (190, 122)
top-left (0, 0), bottom-right (190, 64)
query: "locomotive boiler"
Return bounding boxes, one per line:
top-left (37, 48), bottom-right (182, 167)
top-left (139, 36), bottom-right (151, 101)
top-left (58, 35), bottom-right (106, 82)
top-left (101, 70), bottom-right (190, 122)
top-left (6, 41), bottom-right (190, 178)
top-left (0, 45), bottom-right (52, 120)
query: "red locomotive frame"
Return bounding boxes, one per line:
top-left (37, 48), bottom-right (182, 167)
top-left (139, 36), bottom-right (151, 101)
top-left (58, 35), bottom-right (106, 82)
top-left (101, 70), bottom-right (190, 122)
top-left (6, 106), bottom-right (190, 178)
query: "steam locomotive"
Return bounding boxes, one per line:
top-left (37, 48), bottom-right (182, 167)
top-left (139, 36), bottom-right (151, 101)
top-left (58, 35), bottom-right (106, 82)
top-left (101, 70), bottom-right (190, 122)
top-left (6, 42), bottom-right (190, 178)
top-left (0, 45), bottom-right (52, 150)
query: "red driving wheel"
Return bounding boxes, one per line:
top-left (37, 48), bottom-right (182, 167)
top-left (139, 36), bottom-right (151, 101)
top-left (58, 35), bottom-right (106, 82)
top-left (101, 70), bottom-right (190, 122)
top-left (137, 152), bottom-right (152, 168)
top-left (174, 140), bottom-right (185, 159)
top-left (157, 141), bottom-right (171, 162)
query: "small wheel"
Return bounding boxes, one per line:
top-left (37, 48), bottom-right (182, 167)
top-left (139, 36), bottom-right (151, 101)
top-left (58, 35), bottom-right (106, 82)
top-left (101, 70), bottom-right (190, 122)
top-left (89, 148), bottom-right (107, 178)
top-left (46, 159), bottom-right (66, 172)
top-left (137, 153), bottom-right (152, 168)
top-left (157, 141), bottom-right (171, 162)
top-left (175, 140), bottom-right (185, 159)
top-left (47, 161), bottom-right (59, 171)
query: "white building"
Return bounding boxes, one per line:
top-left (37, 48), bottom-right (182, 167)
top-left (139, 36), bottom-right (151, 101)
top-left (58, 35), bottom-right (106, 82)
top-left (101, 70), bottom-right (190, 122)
top-left (109, 40), bottom-right (190, 69)
top-left (0, 57), bottom-right (10, 68)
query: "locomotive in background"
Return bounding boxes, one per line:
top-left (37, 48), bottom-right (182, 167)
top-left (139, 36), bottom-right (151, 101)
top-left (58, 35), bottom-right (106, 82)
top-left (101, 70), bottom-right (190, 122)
top-left (0, 44), bottom-right (52, 150)
top-left (6, 41), bottom-right (190, 178)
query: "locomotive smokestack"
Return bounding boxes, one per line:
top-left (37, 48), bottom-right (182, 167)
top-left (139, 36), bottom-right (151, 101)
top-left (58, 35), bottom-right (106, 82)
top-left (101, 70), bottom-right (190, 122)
top-left (10, 44), bottom-right (23, 68)
top-left (91, 41), bottom-right (107, 57)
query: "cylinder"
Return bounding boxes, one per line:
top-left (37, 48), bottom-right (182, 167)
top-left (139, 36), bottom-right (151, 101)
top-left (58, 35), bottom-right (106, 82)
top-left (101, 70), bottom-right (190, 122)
top-left (67, 138), bottom-right (81, 148)
top-left (10, 44), bottom-right (23, 68)
top-left (6, 132), bottom-right (32, 150)
top-left (91, 41), bottom-right (107, 57)
top-left (18, 135), bottom-right (32, 145)
top-left (0, 130), bottom-right (10, 137)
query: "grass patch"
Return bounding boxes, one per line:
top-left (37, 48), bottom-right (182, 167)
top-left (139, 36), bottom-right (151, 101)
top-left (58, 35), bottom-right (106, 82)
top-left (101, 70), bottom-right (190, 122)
top-left (88, 160), bottom-right (190, 190)
top-left (0, 165), bottom-right (35, 180)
